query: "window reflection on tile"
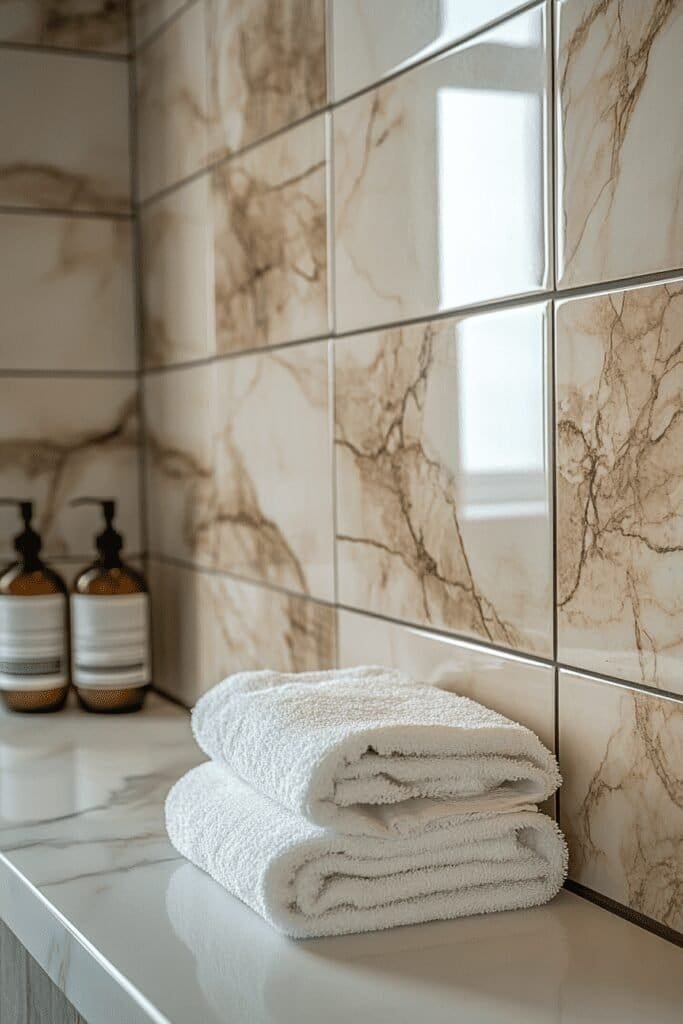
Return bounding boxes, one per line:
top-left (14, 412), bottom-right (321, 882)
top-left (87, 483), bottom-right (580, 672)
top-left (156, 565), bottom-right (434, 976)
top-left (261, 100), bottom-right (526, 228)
top-left (333, 4), bottom-right (550, 335)
top-left (331, 0), bottom-right (530, 100)
top-left (334, 301), bottom-right (552, 656)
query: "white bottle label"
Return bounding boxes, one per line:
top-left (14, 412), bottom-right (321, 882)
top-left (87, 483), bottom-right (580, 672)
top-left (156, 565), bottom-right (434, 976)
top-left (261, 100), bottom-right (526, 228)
top-left (71, 594), bottom-right (151, 689)
top-left (0, 595), bottom-right (67, 691)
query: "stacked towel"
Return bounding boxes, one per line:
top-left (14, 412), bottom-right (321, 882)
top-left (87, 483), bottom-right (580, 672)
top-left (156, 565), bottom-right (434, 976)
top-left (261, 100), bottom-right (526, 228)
top-left (165, 667), bottom-right (567, 938)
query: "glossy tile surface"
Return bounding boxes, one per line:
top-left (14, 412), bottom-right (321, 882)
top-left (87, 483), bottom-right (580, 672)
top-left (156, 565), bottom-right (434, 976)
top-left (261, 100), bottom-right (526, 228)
top-left (1, 696), bottom-right (682, 1024)
top-left (333, 4), bottom-right (550, 334)
top-left (136, 0), bottom-right (208, 201)
top-left (148, 559), bottom-right (336, 705)
top-left (140, 176), bottom-right (215, 368)
top-left (331, 0), bottom-right (530, 99)
top-left (205, 0), bottom-right (325, 162)
top-left (0, 376), bottom-right (140, 559)
top-left (144, 363), bottom-right (216, 567)
top-left (556, 0), bottom-right (683, 287)
top-left (335, 303), bottom-right (552, 655)
top-left (213, 342), bottom-right (334, 598)
top-left (212, 115), bottom-right (327, 355)
top-left (0, 0), bottom-right (129, 52)
top-left (0, 50), bottom-right (130, 213)
top-left (338, 609), bottom-right (555, 751)
top-left (559, 670), bottom-right (682, 934)
top-left (556, 281), bottom-right (683, 694)
top-left (0, 213), bottom-right (136, 372)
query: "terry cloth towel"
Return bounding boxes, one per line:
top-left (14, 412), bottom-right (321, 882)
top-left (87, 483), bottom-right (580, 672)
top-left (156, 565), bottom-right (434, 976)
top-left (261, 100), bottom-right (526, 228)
top-left (165, 762), bottom-right (568, 939)
top-left (191, 667), bottom-right (561, 836)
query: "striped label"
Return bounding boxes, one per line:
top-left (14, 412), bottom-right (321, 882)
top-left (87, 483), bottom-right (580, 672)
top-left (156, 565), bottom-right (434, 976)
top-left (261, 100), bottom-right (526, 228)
top-left (0, 595), bottom-right (67, 691)
top-left (71, 594), bottom-right (150, 689)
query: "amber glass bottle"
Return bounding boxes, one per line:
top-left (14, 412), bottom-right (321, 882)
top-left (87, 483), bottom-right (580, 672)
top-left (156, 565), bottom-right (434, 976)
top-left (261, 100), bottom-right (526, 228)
top-left (71, 498), bottom-right (150, 714)
top-left (0, 500), bottom-right (69, 713)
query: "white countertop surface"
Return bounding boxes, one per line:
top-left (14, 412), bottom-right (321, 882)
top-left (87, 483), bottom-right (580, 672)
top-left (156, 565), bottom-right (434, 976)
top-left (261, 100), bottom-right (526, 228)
top-left (0, 694), bottom-right (680, 1024)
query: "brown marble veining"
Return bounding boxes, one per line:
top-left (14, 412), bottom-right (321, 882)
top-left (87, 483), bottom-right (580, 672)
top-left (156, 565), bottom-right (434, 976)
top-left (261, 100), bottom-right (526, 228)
top-left (144, 344), bottom-right (334, 599)
top-left (0, 377), bottom-right (140, 558)
top-left (0, 50), bottom-right (131, 213)
top-left (212, 115), bottom-right (327, 354)
top-left (560, 671), bottom-right (682, 933)
top-left (140, 176), bottom-right (215, 369)
top-left (335, 305), bottom-right (553, 656)
top-left (205, 0), bottom-right (325, 162)
top-left (556, 0), bottom-right (683, 286)
top-left (148, 559), bottom-right (336, 705)
top-left (556, 281), bottom-right (683, 694)
top-left (0, 0), bottom-right (129, 52)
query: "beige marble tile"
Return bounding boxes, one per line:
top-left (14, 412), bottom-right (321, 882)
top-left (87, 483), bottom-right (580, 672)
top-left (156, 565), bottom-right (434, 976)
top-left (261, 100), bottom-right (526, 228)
top-left (0, 376), bottom-right (140, 560)
top-left (213, 341), bottom-right (334, 599)
top-left (140, 175), bottom-right (215, 369)
top-left (0, 50), bottom-right (130, 213)
top-left (0, 0), bottom-right (129, 52)
top-left (335, 303), bottom-right (552, 656)
top-left (333, 4), bottom-right (550, 335)
top-left (148, 559), bottom-right (336, 705)
top-left (331, 0), bottom-right (530, 100)
top-left (338, 609), bottom-right (555, 752)
top-left (559, 670), bottom-right (682, 933)
top-left (205, 0), bottom-right (325, 162)
top-left (136, 0), bottom-right (208, 202)
top-left (212, 116), bottom-right (327, 355)
top-left (556, 0), bottom-right (683, 288)
top-left (556, 281), bottom-right (683, 694)
top-left (0, 213), bottom-right (135, 372)
top-left (133, 0), bottom-right (185, 46)
top-left (144, 363), bottom-right (217, 567)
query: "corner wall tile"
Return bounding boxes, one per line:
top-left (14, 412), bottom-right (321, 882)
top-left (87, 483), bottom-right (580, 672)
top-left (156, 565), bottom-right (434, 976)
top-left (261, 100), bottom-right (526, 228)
top-left (148, 559), bottom-right (336, 705)
top-left (136, 0), bottom-right (208, 202)
top-left (333, 3), bottom-right (549, 335)
top-left (556, 280), bottom-right (683, 695)
top-left (213, 341), bottom-right (334, 600)
top-left (133, 0), bottom-right (186, 47)
top-left (144, 363), bottom-right (216, 567)
top-left (0, 376), bottom-right (140, 559)
top-left (0, 213), bottom-right (136, 372)
top-left (338, 609), bottom-right (555, 752)
top-left (140, 175), bottom-right (215, 369)
top-left (335, 303), bottom-right (552, 656)
top-left (205, 0), bottom-right (326, 162)
top-left (0, 0), bottom-right (129, 53)
top-left (559, 670), bottom-right (682, 934)
top-left (331, 0), bottom-right (530, 100)
top-left (556, 0), bottom-right (683, 288)
top-left (0, 51), bottom-right (130, 213)
top-left (212, 115), bottom-right (327, 355)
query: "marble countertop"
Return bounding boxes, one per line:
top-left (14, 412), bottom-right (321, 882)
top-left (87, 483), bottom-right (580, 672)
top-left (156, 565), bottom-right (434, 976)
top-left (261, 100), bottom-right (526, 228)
top-left (0, 694), bottom-right (680, 1024)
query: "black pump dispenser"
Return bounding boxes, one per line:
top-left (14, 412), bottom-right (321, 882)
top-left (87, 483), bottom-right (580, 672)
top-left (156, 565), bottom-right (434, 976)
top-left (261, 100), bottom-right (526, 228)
top-left (0, 499), bottom-right (42, 567)
top-left (71, 498), bottom-right (123, 567)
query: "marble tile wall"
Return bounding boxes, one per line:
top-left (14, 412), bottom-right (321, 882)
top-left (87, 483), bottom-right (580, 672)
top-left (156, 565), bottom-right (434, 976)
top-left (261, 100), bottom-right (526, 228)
top-left (0, 4), bottom-right (141, 564)
top-left (133, 0), bottom-right (682, 939)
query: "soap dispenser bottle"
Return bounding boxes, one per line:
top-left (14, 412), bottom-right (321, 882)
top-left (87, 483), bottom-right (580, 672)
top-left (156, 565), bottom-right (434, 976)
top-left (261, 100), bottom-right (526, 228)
top-left (70, 498), bottom-right (150, 713)
top-left (0, 500), bottom-right (69, 713)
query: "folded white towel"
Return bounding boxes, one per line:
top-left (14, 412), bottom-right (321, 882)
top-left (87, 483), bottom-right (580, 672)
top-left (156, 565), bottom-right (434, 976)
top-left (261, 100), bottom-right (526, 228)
top-left (165, 762), bottom-right (568, 939)
top-left (191, 667), bottom-right (561, 836)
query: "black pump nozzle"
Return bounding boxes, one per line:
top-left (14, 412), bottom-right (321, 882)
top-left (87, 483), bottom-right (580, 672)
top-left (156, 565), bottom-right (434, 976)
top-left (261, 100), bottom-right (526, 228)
top-left (71, 498), bottom-right (123, 565)
top-left (0, 498), bottom-right (42, 563)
